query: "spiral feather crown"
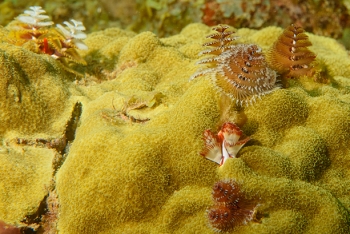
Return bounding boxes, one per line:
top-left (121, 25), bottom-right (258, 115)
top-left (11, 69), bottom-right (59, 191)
top-left (267, 24), bottom-right (316, 78)
top-left (190, 25), bottom-right (278, 106)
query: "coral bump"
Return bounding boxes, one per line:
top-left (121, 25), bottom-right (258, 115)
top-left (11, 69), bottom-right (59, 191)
top-left (190, 24), bottom-right (278, 106)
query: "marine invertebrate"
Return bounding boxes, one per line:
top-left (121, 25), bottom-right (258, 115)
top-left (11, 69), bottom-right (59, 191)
top-left (267, 24), bottom-right (316, 78)
top-left (101, 97), bottom-right (150, 124)
top-left (212, 178), bottom-right (240, 203)
top-left (190, 25), bottom-right (278, 105)
top-left (56, 20), bottom-right (88, 50)
top-left (7, 6), bottom-right (88, 68)
top-left (8, 6), bottom-right (53, 44)
top-left (197, 24), bottom-right (238, 55)
top-left (47, 19), bottom-right (88, 65)
top-left (207, 180), bottom-right (259, 232)
top-left (17, 6), bottom-right (53, 29)
top-left (200, 122), bottom-right (250, 166)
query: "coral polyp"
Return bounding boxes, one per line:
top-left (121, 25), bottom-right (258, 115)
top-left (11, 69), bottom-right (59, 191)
top-left (267, 24), bottom-right (316, 78)
top-left (191, 25), bottom-right (278, 105)
top-left (207, 180), bottom-right (259, 232)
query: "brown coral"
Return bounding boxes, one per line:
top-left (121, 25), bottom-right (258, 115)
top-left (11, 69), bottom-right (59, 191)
top-left (267, 24), bottom-right (316, 78)
top-left (190, 25), bottom-right (277, 105)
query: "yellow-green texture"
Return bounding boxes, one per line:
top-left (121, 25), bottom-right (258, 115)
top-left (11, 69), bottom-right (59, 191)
top-left (2, 22), bottom-right (350, 233)
top-left (53, 24), bottom-right (350, 233)
top-left (0, 146), bottom-right (54, 224)
top-left (0, 27), bottom-right (73, 138)
top-left (0, 25), bottom-right (75, 227)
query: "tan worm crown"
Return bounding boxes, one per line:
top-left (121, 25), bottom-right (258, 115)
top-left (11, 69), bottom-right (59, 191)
top-left (190, 25), bottom-right (278, 106)
top-left (267, 24), bottom-right (316, 78)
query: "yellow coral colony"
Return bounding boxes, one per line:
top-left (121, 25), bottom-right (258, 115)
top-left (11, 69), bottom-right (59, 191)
top-left (190, 25), bottom-right (278, 105)
top-left (52, 24), bottom-right (350, 234)
top-left (1, 11), bottom-right (350, 234)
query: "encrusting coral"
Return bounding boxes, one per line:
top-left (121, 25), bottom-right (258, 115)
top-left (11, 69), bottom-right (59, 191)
top-left (1, 19), bottom-right (350, 234)
top-left (191, 24), bottom-right (278, 105)
top-left (51, 24), bottom-right (350, 234)
top-left (0, 41), bottom-right (74, 137)
top-left (0, 7), bottom-right (81, 231)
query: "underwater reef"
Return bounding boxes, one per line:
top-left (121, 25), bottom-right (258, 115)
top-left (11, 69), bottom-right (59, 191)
top-left (1, 17), bottom-right (350, 234)
top-left (2, 0), bottom-right (350, 48)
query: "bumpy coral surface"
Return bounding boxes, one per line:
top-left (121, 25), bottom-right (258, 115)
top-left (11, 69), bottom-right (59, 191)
top-left (0, 25), bottom-right (76, 229)
top-left (1, 23), bottom-right (350, 233)
top-left (0, 26), bottom-right (75, 138)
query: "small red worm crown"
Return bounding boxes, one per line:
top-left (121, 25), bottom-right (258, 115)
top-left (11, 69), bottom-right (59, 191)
top-left (207, 180), bottom-right (259, 232)
top-left (200, 122), bottom-right (250, 166)
top-left (190, 24), bottom-right (278, 106)
top-left (267, 24), bottom-right (316, 78)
